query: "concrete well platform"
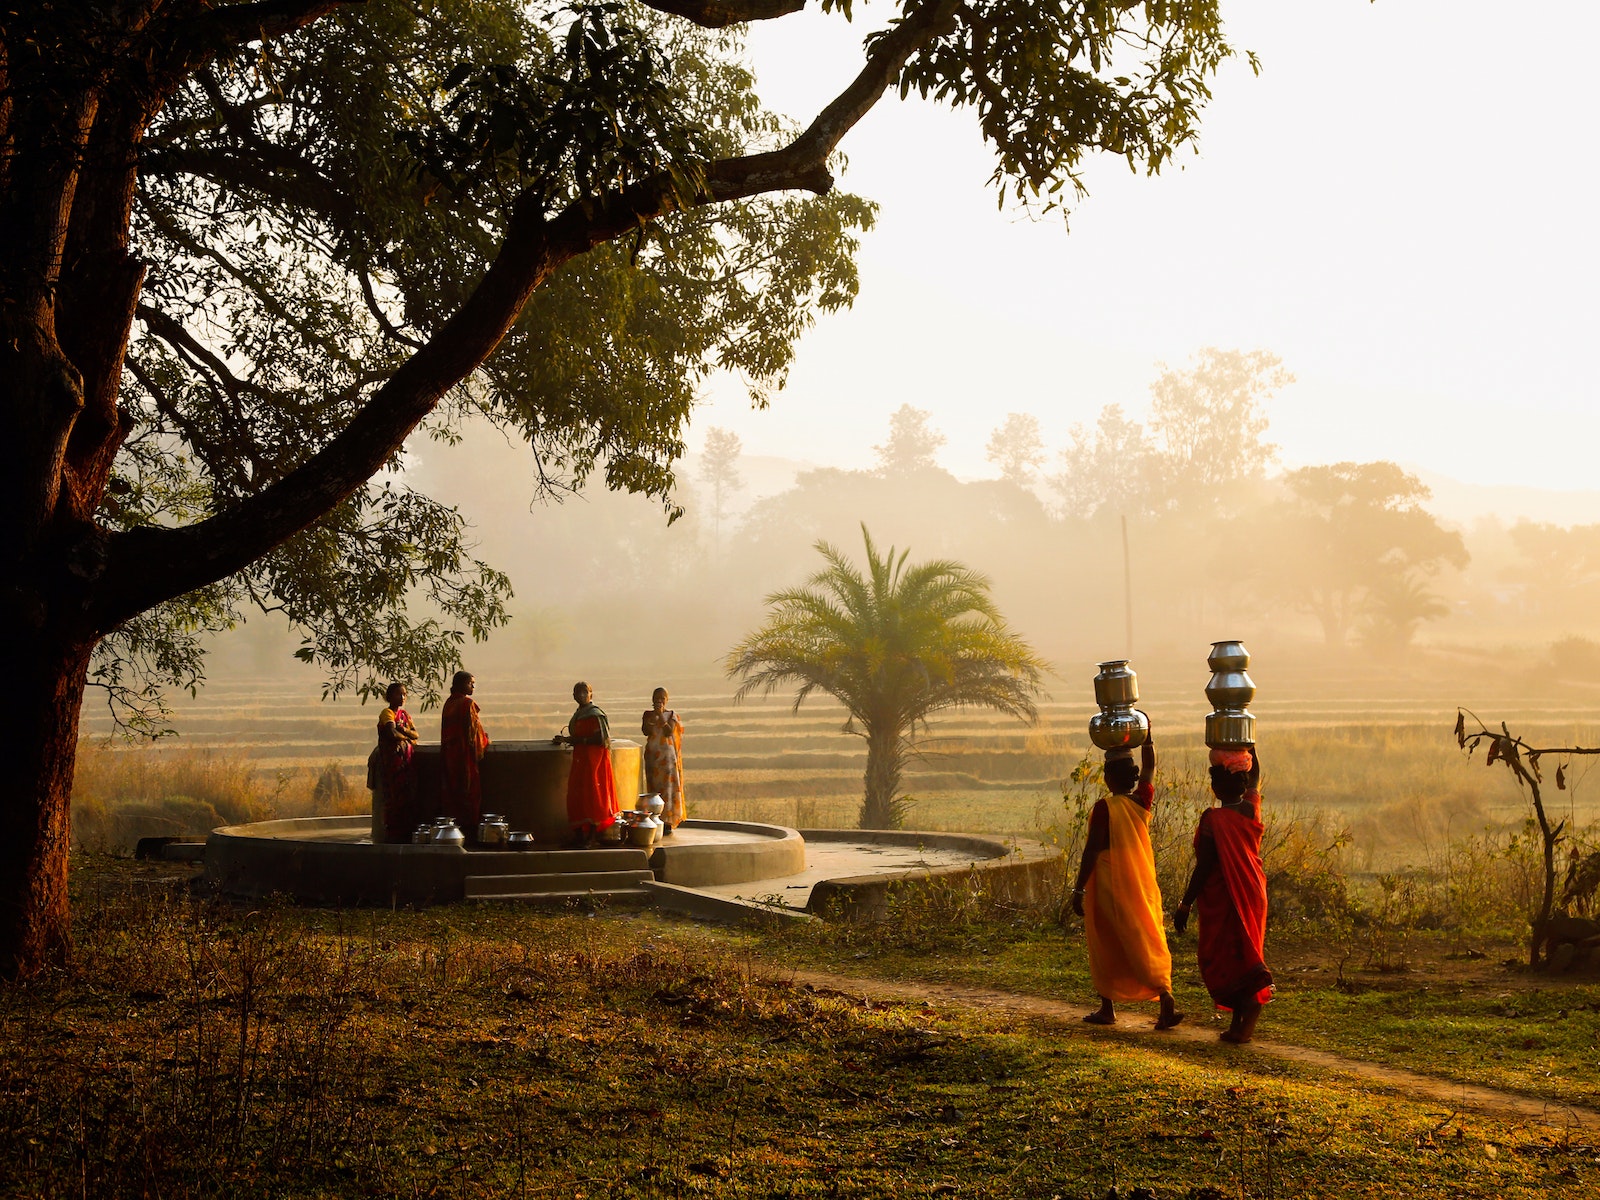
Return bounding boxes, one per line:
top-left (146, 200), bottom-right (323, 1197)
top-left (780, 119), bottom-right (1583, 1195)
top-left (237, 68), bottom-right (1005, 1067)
top-left (200, 814), bottom-right (1060, 923)
top-left (204, 815), bottom-right (807, 905)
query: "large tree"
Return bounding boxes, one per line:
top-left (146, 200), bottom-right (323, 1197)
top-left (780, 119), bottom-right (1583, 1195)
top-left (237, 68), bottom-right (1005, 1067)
top-left (0, 0), bottom-right (1242, 977)
top-left (726, 526), bottom-right (1044, 829)
top-left (1268, 461), bottom-right (1468, 648)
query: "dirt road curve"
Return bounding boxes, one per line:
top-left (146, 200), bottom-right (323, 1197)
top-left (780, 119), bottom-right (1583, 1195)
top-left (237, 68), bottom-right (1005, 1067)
top-left (776, 967), bottom-right (1600, 1131)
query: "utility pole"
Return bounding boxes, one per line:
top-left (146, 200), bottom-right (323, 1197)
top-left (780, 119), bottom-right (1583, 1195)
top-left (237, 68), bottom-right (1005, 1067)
top-left (1121, 514), bottom-right (1134, 658)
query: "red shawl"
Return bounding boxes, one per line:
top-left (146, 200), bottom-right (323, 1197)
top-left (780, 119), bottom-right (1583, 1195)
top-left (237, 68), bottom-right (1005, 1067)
top-left (1194, 792), bottom-right (1273, 1009)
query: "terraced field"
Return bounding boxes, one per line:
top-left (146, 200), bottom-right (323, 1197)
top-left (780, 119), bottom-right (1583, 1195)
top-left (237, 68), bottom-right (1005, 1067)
top-left (78, 664), bottom-right (1600, 849)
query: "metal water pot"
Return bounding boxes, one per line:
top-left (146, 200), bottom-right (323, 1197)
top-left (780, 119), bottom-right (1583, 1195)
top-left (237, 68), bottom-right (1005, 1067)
top-left (628, 813), bottom-right (662, 849)
top-left (477, 814), bottom-right (509, 846)
top-left (1089, 707), bottom-right (1150, 752)
top-left (1203, 639), bottom-right (1256, 748)
top-left (1089, 660), bottom-right (1147, 751)
top-left (432, 819), bottom-right (466, 848)
top-left (1092, 661), bottom-right (1139, 708)
top-left (508, 831), bottom-right (536, 851)
top-left (411, 824), bottom-right (433, 845)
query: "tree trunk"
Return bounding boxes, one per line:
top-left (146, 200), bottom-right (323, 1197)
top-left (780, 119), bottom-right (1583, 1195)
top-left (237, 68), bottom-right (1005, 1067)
top-left (859, 726), bottom-right (905, 830)
top-left (0, 637), bottom-right (93, 979)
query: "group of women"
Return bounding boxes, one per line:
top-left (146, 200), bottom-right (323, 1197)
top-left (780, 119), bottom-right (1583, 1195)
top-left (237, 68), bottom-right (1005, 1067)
top-left (1072, 721), bottom-right (1272, 1044)
top-left (370, 675), bottom-right (687, 847)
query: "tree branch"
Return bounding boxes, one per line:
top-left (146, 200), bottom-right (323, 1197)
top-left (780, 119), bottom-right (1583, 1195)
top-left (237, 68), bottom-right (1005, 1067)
top-left (545, 0), bottom-right (960, 253)
top-left (637, 0), bottom-right (806, 27)
top-left (93, 0), bottom-right (957, 631)
top-left (174, 0), bottom-right (365, 54)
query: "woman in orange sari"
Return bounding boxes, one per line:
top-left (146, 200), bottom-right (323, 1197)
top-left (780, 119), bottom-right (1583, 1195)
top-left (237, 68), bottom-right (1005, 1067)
top-left (440, 670), bottom-right (489, 831)
top-left (1071, 724), bottom-right (1181, 1030)
top-left (1175, 746), bottom-right (1273, 1044)
top-left (555, 681), bottom-right (619, 845)
top-left (641, 687), bottom-right (685, 834)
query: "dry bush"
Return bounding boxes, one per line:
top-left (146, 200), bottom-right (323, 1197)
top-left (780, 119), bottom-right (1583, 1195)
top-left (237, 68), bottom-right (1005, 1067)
top-left (71, 745), bottom-right (365, 850)
top-left (72, 744), bottom-right (279, 850)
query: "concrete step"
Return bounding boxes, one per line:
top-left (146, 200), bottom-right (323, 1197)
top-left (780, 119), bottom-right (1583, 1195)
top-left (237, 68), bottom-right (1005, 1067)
top-left (462, 848), bottom-right (651, 875)
top-left (464, 870), bottom-right (655, 899)
top-left (466, 887), bottom-right (655, 909)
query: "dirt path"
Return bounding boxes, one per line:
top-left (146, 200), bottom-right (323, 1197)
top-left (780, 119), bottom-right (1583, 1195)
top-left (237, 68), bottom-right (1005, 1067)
top-left (774, 966), bottom-right (1600, 1131)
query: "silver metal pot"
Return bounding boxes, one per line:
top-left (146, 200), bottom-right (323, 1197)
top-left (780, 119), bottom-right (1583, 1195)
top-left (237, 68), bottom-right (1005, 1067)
top-left (508, 830), bottom-right (536, 850)
top-left (1207, 640), bottom-right (1250, 672)
top-left (432, 819), bottom-right (466, 848)
top-left (1089, 707), bottom-right (1149, 752)
top-left (1205, 711), bottom-right (1256, 749)
top-left (1203, 640), bottom-right (1256, 748)
top-left (477, 815), bottom-right (509, 846)
top-left (1092, 660), bottom-right (1139, 708)
top-left (1204, 669), bottom-right (1256, 711)
top-left (412, 824), bottom-right (433, 845)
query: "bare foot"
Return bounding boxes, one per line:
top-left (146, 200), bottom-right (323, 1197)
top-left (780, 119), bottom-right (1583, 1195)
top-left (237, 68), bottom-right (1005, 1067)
top-left (1082, 1011), bottom-right (1116, 1025)
top-left (1155, 1010), bottom-right (1185, 1030)
top-left (1219, 1028), bottom-right (1252, 1044)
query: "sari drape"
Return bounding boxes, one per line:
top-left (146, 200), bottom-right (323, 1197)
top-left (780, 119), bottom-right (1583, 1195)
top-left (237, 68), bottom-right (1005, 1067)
top-left (1084, 793), bottom-right (1173, 1002)
top-left (567, 703), bottom-right (619, 833)
top-left (376, 705), bottom-right (418, 842)
top-left (440, 694), bottom-right (489, 829)
top-left (644, 709), bottom-right (685, 828)
top-left (1195, 795), bottom-right (1274, 1009)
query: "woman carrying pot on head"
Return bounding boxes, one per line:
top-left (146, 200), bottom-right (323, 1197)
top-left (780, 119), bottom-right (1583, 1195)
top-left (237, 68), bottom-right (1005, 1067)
top-left (554, 681), bottom-right (619, 846)
top-left (1071, 719), bottom-right (1182, 1031)
top-left (641, 687), bottom-right (686, 835)
top-left (1174, 745), bottom-right (1273, 1044)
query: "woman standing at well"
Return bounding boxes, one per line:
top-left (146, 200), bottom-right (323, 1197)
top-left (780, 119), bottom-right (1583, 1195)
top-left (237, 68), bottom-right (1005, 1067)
top-left (556, 681), bottom-right (619, 844)
top-left (374, 681), bottom-right (420, 842)
top-left (1175, 746), bottom-right (1273, 1044)
top-left (641, 687), bottom-right (686, 835)
top-left (440, 670), bottom-right (490, 831)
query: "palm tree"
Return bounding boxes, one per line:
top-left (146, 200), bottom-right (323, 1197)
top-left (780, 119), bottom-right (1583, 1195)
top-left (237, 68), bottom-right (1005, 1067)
top-left (726, 526), bottom-right (1047, 829)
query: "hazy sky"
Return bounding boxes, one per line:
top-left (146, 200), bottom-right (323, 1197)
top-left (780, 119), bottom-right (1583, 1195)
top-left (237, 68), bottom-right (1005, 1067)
top-left (690, 1), bottom-right (1600, 490)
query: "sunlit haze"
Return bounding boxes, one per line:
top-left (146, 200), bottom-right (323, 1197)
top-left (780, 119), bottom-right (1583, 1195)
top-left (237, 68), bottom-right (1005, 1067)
top-left (693, 0), bottom-right (1600, 492)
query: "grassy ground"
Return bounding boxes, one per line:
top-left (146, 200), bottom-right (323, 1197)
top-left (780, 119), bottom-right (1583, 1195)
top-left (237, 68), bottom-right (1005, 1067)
top-left (723, 883), bottom-right (1600, 1116)
top-left (2, 858), bottom-right (1596, 1199)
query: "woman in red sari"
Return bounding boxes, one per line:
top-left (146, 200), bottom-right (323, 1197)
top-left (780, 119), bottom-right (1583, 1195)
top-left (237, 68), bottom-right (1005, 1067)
top-left (555, 681), bottom-right (619, 845)
top-left (1174, 745), bottom-right (1273, 1044)
top-left (440, 670), bottom-right (490, 831)
top-left (375, 681), bottom-right (420, 842)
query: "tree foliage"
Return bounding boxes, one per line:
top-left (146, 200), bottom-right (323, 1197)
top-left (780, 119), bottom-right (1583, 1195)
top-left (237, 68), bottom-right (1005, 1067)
top-left (698, 425), bottom-right (746, 543)
top-left (985, 412), bottom-right (1045, 484)
top-left (0, 0), bottom-right (1245, 976)
top-left (1051, 348), bottom-right (1286, 520)
top-left (117, 0), bottom-right (877, 713)
top-left (875, 403), bottom-right (947, 475)
top-left (1269, 462), bottom-right (1468, 648)
top-left (726, 525), bottom-right (1045, 828)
